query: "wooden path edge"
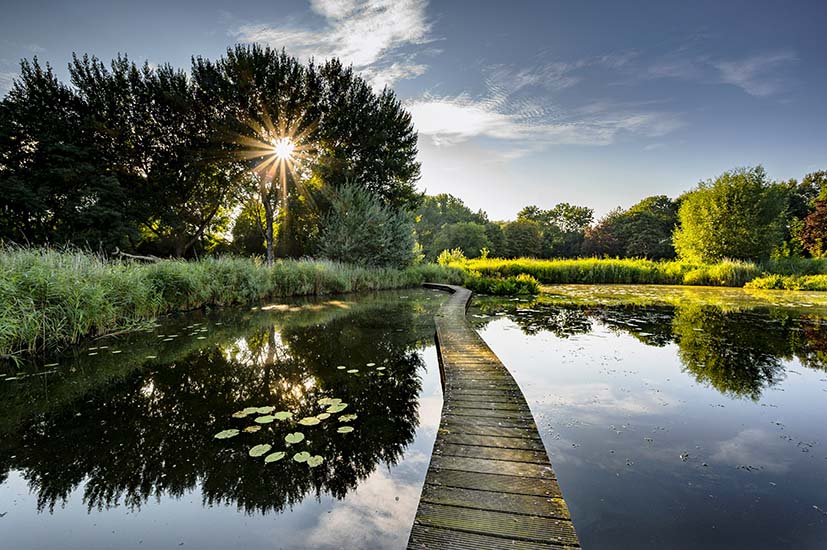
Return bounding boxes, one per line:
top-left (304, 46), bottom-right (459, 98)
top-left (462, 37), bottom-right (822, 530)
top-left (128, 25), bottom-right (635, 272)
top-left (407, 283), bottom-right (581, 549)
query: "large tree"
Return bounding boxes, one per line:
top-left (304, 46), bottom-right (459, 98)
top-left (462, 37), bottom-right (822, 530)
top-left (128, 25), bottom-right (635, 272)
top-left (673, 166), bottom-right (787, 262)
top-left (414, 194), bottom-right (487, 258)
top-left (431, 222), bottom-right (490, 259)
top-left (517, 202), bottom-right (593, 258)
top-left (583, 196), bottom-right (678, 259)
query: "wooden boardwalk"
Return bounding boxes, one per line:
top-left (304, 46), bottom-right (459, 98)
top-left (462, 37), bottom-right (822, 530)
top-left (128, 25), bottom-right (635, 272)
top-left (408, 284), bottom-right (580, 550)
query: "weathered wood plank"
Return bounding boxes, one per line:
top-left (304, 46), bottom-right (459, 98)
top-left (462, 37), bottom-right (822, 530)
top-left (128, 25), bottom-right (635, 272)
top-left (408, 284), bottom-right (579, 549)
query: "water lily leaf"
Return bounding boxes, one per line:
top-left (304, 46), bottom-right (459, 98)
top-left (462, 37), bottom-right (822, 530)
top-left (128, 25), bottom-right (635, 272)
top-left (375, 366), bottom-right (386, 371)
top-left (231, 411), bottom-right (249, 418)
top-left (339, 414), bottom-right (358, 422)
top-left (336, 365), bottom-right (347, 370)
top-left (285, 432), bottom-right (305, 444)
top-left (88, 352), bottom-right (98, 356)
top-left (337, 426), bottom-right (354, 434)
top-left (242, 407), bottom-right (260, 415)
top-left (243, 426), bottom-right (261, 433)
top-left (145, 355), bottom-right (157, 360)
top-left (273, 411), bottom-right (293, 421)
top-left (265, 451), bottom-right (286, 463)
top-left (293, 451), bottom-right (311, 463)
top-left (214, 429), bottom-right (240, 439)
top-left (197, 336), bottom-right (207, 340)
top-left (327, 403), bottom-right (348, 414)
top-left (299, 416), bottom-right (320, 426)
top-left (366, 362), bottom-right (376, 367)
top-left (346, 369), bottom-right (359, 374)
top-left (317, 397), bottom-right (334, 406)
top-left (111, 350), bottom-right (122, 354)
top-left (255, 415), bottom-right (275, 424)
top-left (250, 444), bottom-right (272, 457)
top-left (256, 406), bottom-right (275, 414)
top-left (327, 398), bottom-right (342, 406)
top-left (316, 413), bottom-right (331, 420)
top-left (377, 372), bottom-right (385, 376)
top-left (306, 455), bottom-right (324, 467)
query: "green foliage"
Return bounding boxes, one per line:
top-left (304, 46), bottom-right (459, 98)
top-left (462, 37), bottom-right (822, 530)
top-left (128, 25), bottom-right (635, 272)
top-left (230, 201), bottom-right (266, 256)
top-left (0, 246), bottom-right (468, 359)
top-left (799, 199), bottom-right (827, 257)
top-left (584, 196), bottom-right (678, 259)
top-left (431, 222), bottom-right (490, 259)
top-left (503, 219), bottom-right (543, 258)
top-left (674, 166), bottom-right (788, 262)
top-left (318, 183), bottom-right (417, 268)
top-left (414, 194), bottom-right (488, 258)
top-left (463, 273), bottom-right (539, 295)
top-left (746, 274), bottom-right (827, 291)
top-left (517, 203), bottom-right (594, 257)
top-left (437, 248), bottom-right (466, 265)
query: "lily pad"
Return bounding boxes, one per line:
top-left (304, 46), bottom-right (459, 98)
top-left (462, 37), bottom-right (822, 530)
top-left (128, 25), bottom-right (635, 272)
top-left (336, 365), bottom-right (347, 370)
top-left (265, 451), bottom-right (286, 463)
top-left (243, 426), bottom-right (261, 433)
top-left (346, 369), bottom-right (359, 374)
top-left (327, 403), bottom-right (348, 414)
top-left (231, 411), bottom-right (249, 419)
top-left (337, 426), bottom-right (354, 434)
top-left (273, 411), bottom-right (293, 421)
top-left (306, 455), bottom-right (325, 467)
top-left (145, 355), bottom-right (157, 360)
top-left (255, 415), bottom-right (275, 424)
top-left (317, 397), bottom-right (334, 406)
top-left (366, 362), bottom-right (376, 367)
top-left (293, 451), bottom-right (311, 463)
top-left (214, 429), bottom-right (240, 439)
top-left (316, 413), bottom-right (331, 420)
top-left (376, 366), bottom-right (386, 371)
top-left (249, 444), bottom-right (272, 457)
top-left (256, 406), bottom-right (275, 414)
top-left (285, 432), bottom-right (305, 444)
top-left (339, 414), bottom-right (358, 422)
top-left (299, 416), bottom-right (320, 426)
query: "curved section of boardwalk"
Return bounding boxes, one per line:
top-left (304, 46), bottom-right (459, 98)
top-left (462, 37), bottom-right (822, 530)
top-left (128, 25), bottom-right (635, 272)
top-left (408, 284), bottom-right (580, 550)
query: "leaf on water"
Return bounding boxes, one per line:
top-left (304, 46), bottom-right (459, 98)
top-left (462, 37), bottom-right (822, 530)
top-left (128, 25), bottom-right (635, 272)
top-left (366, 363), bottom-right (376, 367)
top-left (337, 426), bottom-right (354, 434)
top-left (285, 432), bottom-right (305, 444)
top-left (265, 451), bottom-right (286, 463)
top-left (197, 336), bottom-right (207, 340)
top-left (327, 403), bottom-right (348, 414)
top-left (145, 355), bottom-right (157, 359)
top-left (242, 407), bottom-right (260, 415)
top-left (339, 414), bottom-right (357, 422)
top-left (88, 352), bottom-right (98, 356)
top-left (255, 415), bottom-right (276, 424)
top-left (256, 406), bottom-right (275, 414)
top-left (243, 426), bottom-right (261, 433)
top-left (317, 397), bottom-right (334, 405)
top-left (306, 455), bottom-right (324, 467)
top-left (111, 350), bottom-right (122, 354)
top-left (299, 417), bottom-right (320, 426)
top-left (249, 444), bottom-right (272, 457)
top-left (376, 366), bottom-right (386, 371)
top-left (293, 451), bottom-right (311, 463)
top-left (214, 429), bottom-right (240, 439)
top-left (273, 411), bottom-right (293, 420)
top-left (336, 365), bottom-right (347, 370)
top-left (346, 369), bottom-right (359, 374)
top-left (316, 413), bottom-right (331, 420)
top-left (327, 398), bottom-right (342, 406)
top-left (377, 372), bottom-right (385, 376)
top-left (44, 363), bottom-right (59, 367)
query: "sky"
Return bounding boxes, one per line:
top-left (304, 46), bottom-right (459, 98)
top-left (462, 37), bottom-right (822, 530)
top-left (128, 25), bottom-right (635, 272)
top-left (1, 0), bottom-right (826, 220)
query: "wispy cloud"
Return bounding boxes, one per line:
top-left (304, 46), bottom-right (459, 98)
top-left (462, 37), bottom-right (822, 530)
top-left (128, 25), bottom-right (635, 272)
top-left (713, 50), bottom-right (797, 97)
top-left (233, 0), bottom-right (432, 89)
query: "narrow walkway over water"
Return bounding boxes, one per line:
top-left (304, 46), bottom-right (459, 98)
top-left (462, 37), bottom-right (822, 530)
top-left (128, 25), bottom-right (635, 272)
top-left (408, 284), bottom-right (580, 550)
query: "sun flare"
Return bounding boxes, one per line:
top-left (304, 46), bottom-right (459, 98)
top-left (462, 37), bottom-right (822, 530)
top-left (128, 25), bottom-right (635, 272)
top-left (271, 137), bottom-right (295, 161)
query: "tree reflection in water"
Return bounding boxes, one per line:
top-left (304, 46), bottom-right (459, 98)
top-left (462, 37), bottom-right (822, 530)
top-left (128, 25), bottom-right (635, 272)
top-left (0, 290), bottom-right (443, 515)
top-left (471, 296), bottom-right (827, 400)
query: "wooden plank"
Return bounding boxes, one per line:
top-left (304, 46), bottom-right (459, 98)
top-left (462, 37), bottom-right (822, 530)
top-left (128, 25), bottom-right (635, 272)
top-left (409, 284), bottom-right (580, 549)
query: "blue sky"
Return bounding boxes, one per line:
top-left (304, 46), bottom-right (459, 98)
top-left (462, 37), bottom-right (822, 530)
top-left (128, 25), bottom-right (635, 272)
top-left (2, 0), bottom-right (825, 219)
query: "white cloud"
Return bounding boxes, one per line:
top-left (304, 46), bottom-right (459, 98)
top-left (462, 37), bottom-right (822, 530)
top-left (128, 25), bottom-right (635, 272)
top-left (712, 428), bottom-right (790, 473)
top-left (233, 0), bottom-right (431, 89)
top-left (713, 51), bottom-right (797, 97)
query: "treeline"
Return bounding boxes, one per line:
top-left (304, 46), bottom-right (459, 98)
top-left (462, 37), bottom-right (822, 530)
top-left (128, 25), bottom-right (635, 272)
top-left (417, 166), bottom-right (827, 263)
top-left (0, 46), bottom-right (421, 266)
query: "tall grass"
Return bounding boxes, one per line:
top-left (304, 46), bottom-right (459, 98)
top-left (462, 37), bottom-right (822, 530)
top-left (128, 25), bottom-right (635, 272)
top-left (0, 247), bottom-right (467, 359)
top-left (445, 257), bottom-right (827, 288)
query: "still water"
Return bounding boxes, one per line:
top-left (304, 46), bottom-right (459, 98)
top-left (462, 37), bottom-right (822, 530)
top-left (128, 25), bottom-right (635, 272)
top-left (0, 289), bottom-right (447, 550)
top-left (471, 285), bottom-right (827, 550)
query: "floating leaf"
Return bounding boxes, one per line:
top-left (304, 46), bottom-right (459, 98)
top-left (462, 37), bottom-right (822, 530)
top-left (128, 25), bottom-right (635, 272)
top-left (242, 407), bottom-right (260, 415)
top-left (327, 398), bottom-right (342, 406)
top-left (306, 455), bottom-right (324, 467)
top-left (88, 352), bottom-right (98, 356)
top-left (299, 417), bottom-right (320, 426)
top-left (44, 363), bottom-right (59, 368)
top-left (337, 426), bottom-right (354, 434)
top-left (256, 406), bottom-right (275, 414)
top-left (273, 411), bottom-right (292, 421)
top-left (145, 355), bottom-right (157, 360)
top-left (243, 426), bottom-right (261, 433)
top-left (231, 411), bottom-right (248, 419)
top-left (376, 366), bottom-right (386, 371)
top-left (346, 369), bottom-right (359, 374)
top-left (316, 413), bottom-right (331, 420)
top-left (327, 403), bottom-right (348, 414)
top-left (366, 363), bottom-right (376, 367)
top-left (339, 414), bottom-right (358, 422)
top-left (255, 415), bottom-right (275, 424)
top-left (249, 444), bottom-right (272, 457)
top-left (214, 429), bottom-right (240, 439)
top-left (317, 397), bottom-right (334, 406)
top-left (377, 372), bottom-right (385, 377)
top-left (285, 432), bottom-right (305, 444)
top-left (265, 451), bottom-right (286, 463)
top-left (336, 365), bottom-right (347, 370)
top-left (197, 336), bottom-right (207, 340)
top-left (111, 350), bottom-right (122, 354)
top-left (293, 451), bottom-right (311, 463)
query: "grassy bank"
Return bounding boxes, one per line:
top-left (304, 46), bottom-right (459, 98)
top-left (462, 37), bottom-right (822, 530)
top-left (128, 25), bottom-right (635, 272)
top-left (444, 257), bottom-right (827, 288)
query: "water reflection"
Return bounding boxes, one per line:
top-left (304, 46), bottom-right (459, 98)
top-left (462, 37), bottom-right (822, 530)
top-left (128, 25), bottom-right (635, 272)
top-left (472, 297), bottom-right (827, 400)
top-left (0, 290), bottom-right (443, 519)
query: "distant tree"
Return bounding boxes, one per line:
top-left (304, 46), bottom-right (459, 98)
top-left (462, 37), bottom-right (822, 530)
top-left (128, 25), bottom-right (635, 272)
top-left (503, 219), bottom-right (543, 258)
top-left (230, 200), bottom-right (266, 256)
top-left (620, 195), bottom-right (678, 258)
top-left (318, 183), bottom-right (416, 268)
top-left (673, 166), bottom-right (788, 262)
top-left (517, 203), bottom-right (593, 257)
top-left (414, 194), bottom-right (487, 258)
top-left (582, 209), bottom-right (625, 257)
top-left (799, 199), bottom-right (827, 257)
top-left (484, 222), bottom-right (507, 257)
top-left (431, 222), bottom-right (490, 258)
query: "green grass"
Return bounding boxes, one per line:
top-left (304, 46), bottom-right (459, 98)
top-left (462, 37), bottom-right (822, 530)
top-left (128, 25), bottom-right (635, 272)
top-left (745, 274), bottom-right (827, 291)
top-left (0, 247), bottom-right (468, 360)
top-left (444, 257), bottom-right (827, 288)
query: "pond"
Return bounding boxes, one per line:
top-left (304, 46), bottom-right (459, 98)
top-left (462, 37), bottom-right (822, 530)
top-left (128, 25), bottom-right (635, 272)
top-left (0, 288), bottom-right (447, 550)
top-left (470, 285), bottom-right (827, 550)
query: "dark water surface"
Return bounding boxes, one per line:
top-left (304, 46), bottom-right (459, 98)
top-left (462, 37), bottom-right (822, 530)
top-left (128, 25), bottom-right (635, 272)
top-left (0, 289), bottom-right (447, 550)
top-left (471, 285), bottom-right (827, 550)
